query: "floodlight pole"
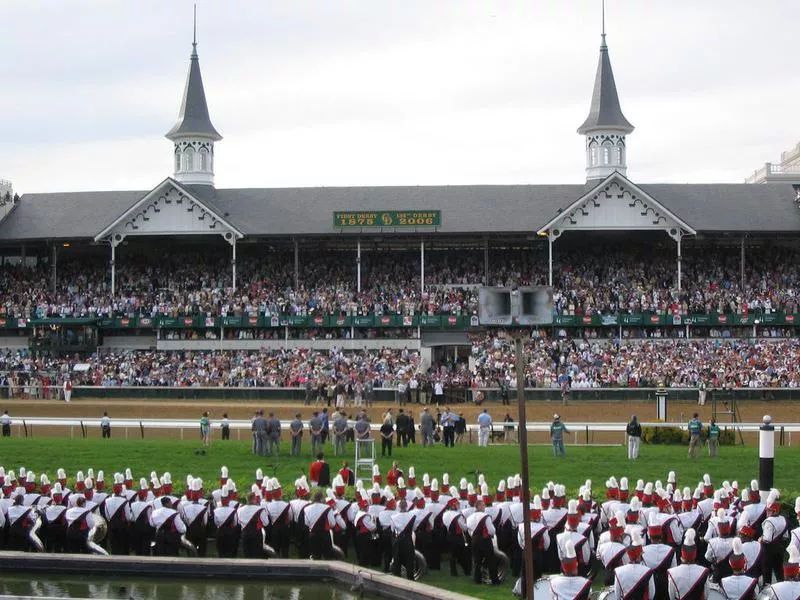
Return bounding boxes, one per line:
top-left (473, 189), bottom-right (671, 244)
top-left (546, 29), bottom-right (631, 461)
top-left (515, 334), bottom-right (534, 600)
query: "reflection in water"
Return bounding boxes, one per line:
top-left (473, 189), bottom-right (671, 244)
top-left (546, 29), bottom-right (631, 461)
top-left (0, 574), bottom-right (370, 600)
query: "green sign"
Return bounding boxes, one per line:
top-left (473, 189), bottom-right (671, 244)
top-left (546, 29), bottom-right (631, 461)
top-left (333, 210), bottom-right (441, 228)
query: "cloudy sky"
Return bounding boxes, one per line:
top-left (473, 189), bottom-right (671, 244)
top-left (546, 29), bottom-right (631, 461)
top-left (2, 0), bottom-right (799, 194)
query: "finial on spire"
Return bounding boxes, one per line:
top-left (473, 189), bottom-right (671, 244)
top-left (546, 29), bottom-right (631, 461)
top-left (601, 0), bottom-right (607, 47)
top-left (192, 4), bottom-right (198, 57)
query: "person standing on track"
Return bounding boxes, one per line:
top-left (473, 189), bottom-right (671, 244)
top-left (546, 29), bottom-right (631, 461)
top-left (707, 419), bottom-right (721, 458)
top-left (477, 409), bottom-right (492, 447)
top-left (550, 413), bottom-right (569, 457)
top-left (1, 409), bottom-right (11, 437)
top-left (687, 413), bottom-right (703, 459)
top-left (101, 412), bottom-right (111, 439)
top-left (626, 415), bottom-right (642, 460)
top-left (200, 411), bottom-right (211, 447)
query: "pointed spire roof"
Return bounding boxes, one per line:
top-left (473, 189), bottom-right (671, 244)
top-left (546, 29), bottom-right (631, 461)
top-left (577, 27), bottom-right (634, 135)
top-left (166, 12), bottom-right (222, 142)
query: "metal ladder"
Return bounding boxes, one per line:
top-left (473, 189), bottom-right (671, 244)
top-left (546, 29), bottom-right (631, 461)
top-left (354, 437), bottom-right (376, 483)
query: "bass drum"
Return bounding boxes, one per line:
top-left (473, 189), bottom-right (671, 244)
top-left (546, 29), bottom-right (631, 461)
top-left (707, 583), bottom-right (727, 600)
top-left (482, 549), bottom-right (511, 584)
top-left (391, 550), bottom-right (428, 581)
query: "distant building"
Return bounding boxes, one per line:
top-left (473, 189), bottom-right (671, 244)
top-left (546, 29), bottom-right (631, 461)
top-left (745, 141), bottom-right (800, 184)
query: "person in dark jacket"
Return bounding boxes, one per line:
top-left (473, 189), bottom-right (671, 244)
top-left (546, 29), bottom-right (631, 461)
top-left (626, 415), bottom-right (642, 460)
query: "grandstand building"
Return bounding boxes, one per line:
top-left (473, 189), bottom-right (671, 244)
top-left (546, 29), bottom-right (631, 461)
top-left (746, 140), bottom-right (800, 184)
top-left (0, 20), bottom-right (798, 362)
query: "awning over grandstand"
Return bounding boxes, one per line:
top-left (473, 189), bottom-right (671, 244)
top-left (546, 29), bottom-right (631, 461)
top-left (94, 177), bottom-right (243, 243)
top-left (537, 172), bottom-right (697, 239)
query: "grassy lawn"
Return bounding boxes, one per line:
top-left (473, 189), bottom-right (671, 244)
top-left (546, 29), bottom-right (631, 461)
top-left (2, 438), bottom-right (796, 600)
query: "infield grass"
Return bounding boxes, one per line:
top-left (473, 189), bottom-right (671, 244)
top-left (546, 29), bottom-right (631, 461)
top-left (2, 438), bottom-right (797, 600)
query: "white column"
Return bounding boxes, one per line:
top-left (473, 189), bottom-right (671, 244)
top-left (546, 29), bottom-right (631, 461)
top-left (294, 238), bottom-right (299, 290)
top-left (51, 244), bottom-right (57, 293)
top-left (357, 239), bottom-right (362, 294)
top-left (484, 238), bottom-right (489, 284)
top-left (676, 236), bottom-right (682, 292)
top-left (231, 238), bottom-right (237, 291)
top-left (110, 243), bottom-right (116, 296)
top-left (740, 237), bottom-right (745, 290)
top-left (420, 239), bottom-right (425, 295)
top-left (548, 236), bottom-right (553, 287)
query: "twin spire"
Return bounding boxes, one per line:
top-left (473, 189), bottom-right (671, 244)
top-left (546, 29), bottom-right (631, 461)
top-left (163, 3), bottom-right (630, 185)
top-left (166, 6), bottom-right (220, 186)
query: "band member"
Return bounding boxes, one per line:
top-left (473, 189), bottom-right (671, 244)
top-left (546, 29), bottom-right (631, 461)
top-left (102, 473), bottom-right (132, 555)
top-left (549, 539), bottom-right (593, 600)
top-left (65, 496), bottom-right (107, 555)
top-left (290, 476), bottom-right (311, 559)
top-left (264, 478), bottom-right (292, 558)
top-left (761, 491), bottom-right (789, 584)
top-left (667, 529), bottom-right (710, 600)
top-left (719, 538), bottom-right (759, 600)
top-left (760, 546), bottom-right (800, 600)
top-left (43, 483), bottom-right (68, 553)
top-left (304, 491), bottom-right (337, 559)
top-left (7, 492), bottom-right (36, 551)
top-left (391, 499), bottom-right (416, 580)
top-left (556, 500), bottom-right (592, 577)
top-left (151, 496), bottom-right (188, 557)
top-left (614, 532), bottom-right (656, 600)
top-left (179, 478), bottom-right (209, 557)
top-left (597, 511), bottom-right (630, 585)
top-left (643, 516), bottom-right (677, 600)
top-left (443, 493), bottom-right (471, 577)
top-left (214, 483), bottom-right (240, 558)
top-left (130, 479), bottom-right (155, 556)
top-left (736, 513), bottom-right (765, 582)
top-left (352, 493), bottom-right (378, 567)
top-left (238, 492), bottom-right (270, 558)
top-left (466, 499), bottom-right (499, 585)
top-left (705, 508), bottom-right (733, 583)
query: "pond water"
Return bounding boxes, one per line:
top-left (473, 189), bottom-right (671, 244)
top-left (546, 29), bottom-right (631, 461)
top-left (0, 574), bottom-right (374, 600)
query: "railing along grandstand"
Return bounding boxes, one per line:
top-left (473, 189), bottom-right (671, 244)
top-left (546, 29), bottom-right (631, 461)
top-left (4, 416), bottom-right (799, 446)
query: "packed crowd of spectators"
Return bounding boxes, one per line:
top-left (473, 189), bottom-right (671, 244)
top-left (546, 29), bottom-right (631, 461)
top-left (3, 335), bottom-right (800, 392)
top-left (2, 244), bottom-right (799, 320)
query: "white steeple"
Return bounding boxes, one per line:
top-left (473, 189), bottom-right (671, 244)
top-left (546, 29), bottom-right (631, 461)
top-left (165, 7), bottom-right (222, 186)
top-left (577, 1), bottom-right (634, 181)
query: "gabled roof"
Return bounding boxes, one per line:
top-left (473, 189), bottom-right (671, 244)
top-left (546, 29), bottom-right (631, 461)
top-left (165, 42), bottom-right (221, 141)
top-left (537, 172), bottom-right (696, 236)
top-left (94, 177), bottom-right (243, 241)
top-left (577, 36), bottom-right (634, 135)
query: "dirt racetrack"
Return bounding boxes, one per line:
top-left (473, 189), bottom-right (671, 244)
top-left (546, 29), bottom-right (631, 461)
top-left (2, 395), bottom-right (798, 445)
